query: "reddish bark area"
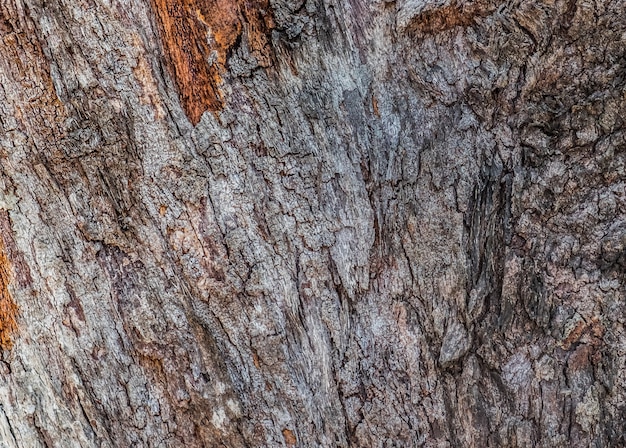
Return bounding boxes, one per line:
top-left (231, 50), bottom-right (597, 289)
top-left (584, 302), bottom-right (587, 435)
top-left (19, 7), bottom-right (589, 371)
top-left (0, 231), bottom-right (18, 350)
top-left (151, 0), bottom-right (274, 124)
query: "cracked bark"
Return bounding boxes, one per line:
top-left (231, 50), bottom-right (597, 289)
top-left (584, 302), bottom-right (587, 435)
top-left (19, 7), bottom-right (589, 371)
top-left (0, 0), bottom-right (624, 447)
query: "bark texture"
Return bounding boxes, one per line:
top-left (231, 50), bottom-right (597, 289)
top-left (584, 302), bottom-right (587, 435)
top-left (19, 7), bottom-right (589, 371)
top-left (0, 0), bottom-right (624, 446)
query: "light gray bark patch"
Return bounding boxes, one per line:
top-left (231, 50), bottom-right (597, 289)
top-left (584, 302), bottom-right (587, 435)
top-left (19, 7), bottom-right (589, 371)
top-left (438, 320), bottom-right (470, 367)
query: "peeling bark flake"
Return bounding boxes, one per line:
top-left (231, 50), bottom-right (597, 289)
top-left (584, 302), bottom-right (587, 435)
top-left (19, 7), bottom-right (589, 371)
top-left (0, 238), bottom-right (17, 350)
top-left (151, 0), bottom-right (274, 124)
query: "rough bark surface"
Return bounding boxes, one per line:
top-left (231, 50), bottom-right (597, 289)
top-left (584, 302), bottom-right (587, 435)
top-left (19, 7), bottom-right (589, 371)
top-left (0, 0), bottom-right (624, 446)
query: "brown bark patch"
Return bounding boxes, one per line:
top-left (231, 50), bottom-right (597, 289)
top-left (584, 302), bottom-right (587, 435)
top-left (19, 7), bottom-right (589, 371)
top-left (0, 211), bottom-right (32, 289)
top-left (151, 0), bottom-right (274, 124)
top-left (405, 0), bottom-right (496, 35)
top-left (252, 350), bottom-right (261, 369)
top-left (560, 316), bottom-right (604, 351)
top-left (282, 429), bottom-right (297, 446)
top-left (0, 237), bottom-right (18, 350)
top-left (371, 94), bottom-right (380, 117)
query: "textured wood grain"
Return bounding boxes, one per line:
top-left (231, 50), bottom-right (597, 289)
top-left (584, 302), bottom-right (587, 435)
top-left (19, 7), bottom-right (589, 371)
top-left (0, 0), bottom-right (623, 446)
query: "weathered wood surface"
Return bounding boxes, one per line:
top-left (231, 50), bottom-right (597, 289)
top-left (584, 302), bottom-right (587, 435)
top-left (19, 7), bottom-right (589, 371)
top-left (0, 0), bottom-right (624, 446)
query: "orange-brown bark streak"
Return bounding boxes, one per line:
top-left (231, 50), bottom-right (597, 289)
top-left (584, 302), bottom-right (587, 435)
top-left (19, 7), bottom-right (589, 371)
top-left (152, 0), bottom-right (274, 124)
top-left (0, 237), bottom-right (18, 350)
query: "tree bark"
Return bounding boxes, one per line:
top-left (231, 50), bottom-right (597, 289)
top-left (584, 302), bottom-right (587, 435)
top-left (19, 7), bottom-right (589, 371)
top-left (0, 0), bottom-right (624, 446)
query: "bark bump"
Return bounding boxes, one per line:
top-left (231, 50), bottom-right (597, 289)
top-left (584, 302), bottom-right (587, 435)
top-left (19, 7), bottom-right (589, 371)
top-left (151, 0), bottom-right (274, 124)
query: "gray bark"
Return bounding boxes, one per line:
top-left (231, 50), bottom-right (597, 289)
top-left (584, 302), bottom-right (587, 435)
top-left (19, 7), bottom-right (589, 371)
top-left (0, 0), bottom-right (624, 446)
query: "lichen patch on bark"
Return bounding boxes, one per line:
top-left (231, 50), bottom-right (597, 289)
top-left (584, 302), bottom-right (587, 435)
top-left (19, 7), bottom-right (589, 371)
top-left (151, 0), bottom-right (274, 124)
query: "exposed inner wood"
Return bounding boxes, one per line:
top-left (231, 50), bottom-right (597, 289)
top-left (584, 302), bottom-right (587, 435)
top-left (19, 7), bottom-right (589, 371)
top-left (151, 0), bottom-right (274, 124)
top-left (0, 236), bottom-right (17, 350)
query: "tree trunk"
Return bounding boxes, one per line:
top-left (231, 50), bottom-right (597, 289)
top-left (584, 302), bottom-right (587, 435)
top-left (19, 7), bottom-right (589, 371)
top-left (0, 0), bottom-right (624, 446)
